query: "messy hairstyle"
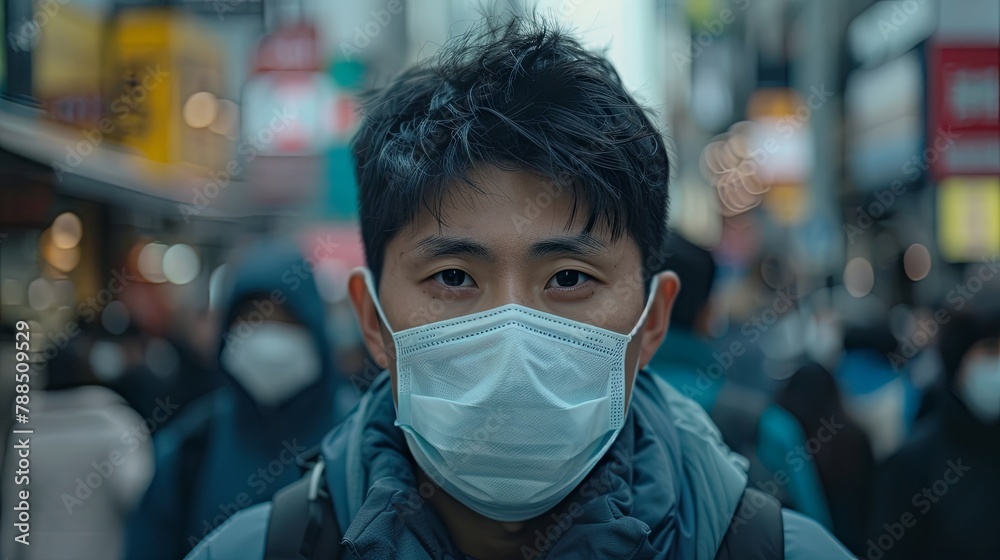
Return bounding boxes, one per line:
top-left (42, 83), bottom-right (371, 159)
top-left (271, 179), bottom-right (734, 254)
top-left (352, 15), bottom-right (671, 285)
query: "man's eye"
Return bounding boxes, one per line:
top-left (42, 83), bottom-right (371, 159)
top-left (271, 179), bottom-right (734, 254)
top-left (547, 270), bottom-right (591, 289)
top-left (434, 269), bottom-right (475, 288)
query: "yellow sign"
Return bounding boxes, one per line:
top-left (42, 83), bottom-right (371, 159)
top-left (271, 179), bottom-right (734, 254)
top-left (105, 8), bottom-right (226, 168)
top-left (938, 177), bottom-right (1000, 262)
top-left (34, 5), bottom-right (101, 99)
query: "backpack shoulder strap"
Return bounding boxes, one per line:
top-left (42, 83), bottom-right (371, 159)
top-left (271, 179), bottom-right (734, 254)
top-left (264, 459), bottom-right (343, 560)
top-left (714, 487), bottom-right (784, 560)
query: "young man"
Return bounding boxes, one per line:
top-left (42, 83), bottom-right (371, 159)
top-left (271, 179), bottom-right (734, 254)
top-left (186, 17), bottom-right (852, 559)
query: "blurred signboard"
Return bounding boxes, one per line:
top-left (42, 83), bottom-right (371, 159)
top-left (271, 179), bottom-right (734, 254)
top-left (747, 89), bottom-right (814, 186)
top-left (253, 24), bottom-right (321, 73)
top-left (745, 88), bottom-right (813, 225)
top-left (241, 72), bottom-right (336, 156)
top-left (243, 23), bottom-right (335, 157)
top-left (242, 23), bottom-right (334, 208)
top-left (929, 44), bottom-right (1000, 178)
top-left (105, 8), bottom-right (228, 169)
top-left (845, 52), bottom-right (923, 192)
top-left (32, 4), bottom-right (103, 128)
top-left (937, 176), bottom-right (1000, 262)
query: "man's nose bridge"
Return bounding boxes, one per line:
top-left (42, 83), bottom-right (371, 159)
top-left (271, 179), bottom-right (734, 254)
top-left (488, 271), bottom-right (533, 309)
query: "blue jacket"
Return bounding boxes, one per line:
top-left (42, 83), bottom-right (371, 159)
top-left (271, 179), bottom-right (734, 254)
top-left (124, 239), bottom-right (356, 560)
top-left (185, 370), bottom-right (852, 559)
top-left (648, 329), bottom-right (833, 528)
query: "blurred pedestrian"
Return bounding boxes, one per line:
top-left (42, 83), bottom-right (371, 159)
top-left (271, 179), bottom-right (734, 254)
top-left (123, 239), bottom-right (356, 560)
top-left (648, 233), bottom-right (833, 528)
top-left (868, 309), bottom-right (1000, 559)
top-left (776, 362), bottom-right (876, 555)
top-left (1, 328), bottom-right (152, 560)
top-left (836, 322), bottom-right (921, 459)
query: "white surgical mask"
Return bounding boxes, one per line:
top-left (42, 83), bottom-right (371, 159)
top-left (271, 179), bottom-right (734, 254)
top-left (363, 268), bottom-right (658, 522)
top-left (221, 322), bottom-right (321, 407)
top-left (958, 357), bottom-right (1000, 425)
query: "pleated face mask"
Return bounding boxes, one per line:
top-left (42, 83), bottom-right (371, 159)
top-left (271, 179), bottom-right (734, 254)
top-left (362, 268), bottom-right (658, 521)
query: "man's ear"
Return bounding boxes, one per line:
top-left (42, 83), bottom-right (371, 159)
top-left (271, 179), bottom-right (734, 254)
top-left (347, 269), bottom-right (391, 369)
top-left (638, 271), bottom-right (680, 370)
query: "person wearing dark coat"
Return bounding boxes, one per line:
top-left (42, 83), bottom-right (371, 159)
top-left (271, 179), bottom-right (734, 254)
top-left (776, 362), bottom-right (876, 555)
top-left (868, 309), bottom-right (1000, 560)
top-left (123, 239), bottom-right (356, 560)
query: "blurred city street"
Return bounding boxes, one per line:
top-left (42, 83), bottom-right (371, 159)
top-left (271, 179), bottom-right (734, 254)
top-left (0, 0), bottom-right (998, 559)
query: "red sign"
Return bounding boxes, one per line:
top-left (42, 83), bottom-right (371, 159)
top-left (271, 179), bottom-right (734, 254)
top-left (929, 44), bottom-right (1000, 179)
top-left (299, 225), bottom-right (366, 269)
top-left (253, 24), bottom-right (321, 73)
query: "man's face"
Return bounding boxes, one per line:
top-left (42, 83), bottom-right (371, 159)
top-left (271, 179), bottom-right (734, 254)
top-left (350, 166), bottom-right (679, 407)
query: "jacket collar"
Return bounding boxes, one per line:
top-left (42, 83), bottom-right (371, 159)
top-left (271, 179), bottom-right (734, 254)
top-left (326, 371), bottom-right (745, 559)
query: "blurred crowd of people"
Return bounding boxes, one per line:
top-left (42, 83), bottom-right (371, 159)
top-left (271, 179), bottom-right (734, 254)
top-left (0, 0), bottom-right (996, 557)
top-left (1, 228), bottom-right (997, 559)
top-left (0, 236), bottom-right (364, 559)
top-left (650, 233), bottom-right (999, 559)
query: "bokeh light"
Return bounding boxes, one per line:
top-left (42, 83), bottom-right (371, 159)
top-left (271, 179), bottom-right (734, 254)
top-left (89, 341), bottom-right (126, 382)
top-left (51, 212), bottom-right (83, 249)
top-left (163, 244), bottom-right (200, 285)
top-left (27, 277), bottom-right (56, 310)
top-left (101, 301), bottom-right (131, 335)
top-left (182, 92), bottom-right (219, 129)
top-left (209, 99), bottom-right (240, 138)
top-left (903, 243), bottom-right (932, 281)
top-left (844, 257), bottom-right (875, 298)
top-left (138, 243), bottom-right (168, 283)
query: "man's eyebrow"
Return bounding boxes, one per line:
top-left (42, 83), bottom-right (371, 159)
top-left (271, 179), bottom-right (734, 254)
top-left (527, 233), bottom-right (608, 260)
top-left (414, 236), bottom-right (496, 262)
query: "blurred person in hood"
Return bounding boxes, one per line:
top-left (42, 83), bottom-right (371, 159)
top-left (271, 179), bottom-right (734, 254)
top-left (776, 362), bottom-right (876, 555)
top-left (123, 239), bottom-right (356, 560)
top-left (869, 308), bottom-right (1000, 559)
top-left (184, 15), bottom-right (851, 560)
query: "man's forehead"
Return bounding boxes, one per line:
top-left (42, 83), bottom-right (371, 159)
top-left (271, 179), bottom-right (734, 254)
top-left (408, 231), bottom-right (612, 263)
top-left (399, 168), bottom-right (609, 243)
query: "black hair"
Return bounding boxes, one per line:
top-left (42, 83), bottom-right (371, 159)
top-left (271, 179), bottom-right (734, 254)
top-left (661, 233), bottom-right (715, 329)
top-left (777, 362), bottom-right (846, 420)
top-left (352, 14), bottom-right (671, 285)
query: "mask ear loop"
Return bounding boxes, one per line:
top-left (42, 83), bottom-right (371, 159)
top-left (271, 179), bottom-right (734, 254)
top-left (355, 267), bottom-right (404, 417)
top-left (354, 266), bottom-right (397, 337)
top-left (616, 274), bottom-right (662, 425)
top-left (627, 274), bottom-right (661, 339)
